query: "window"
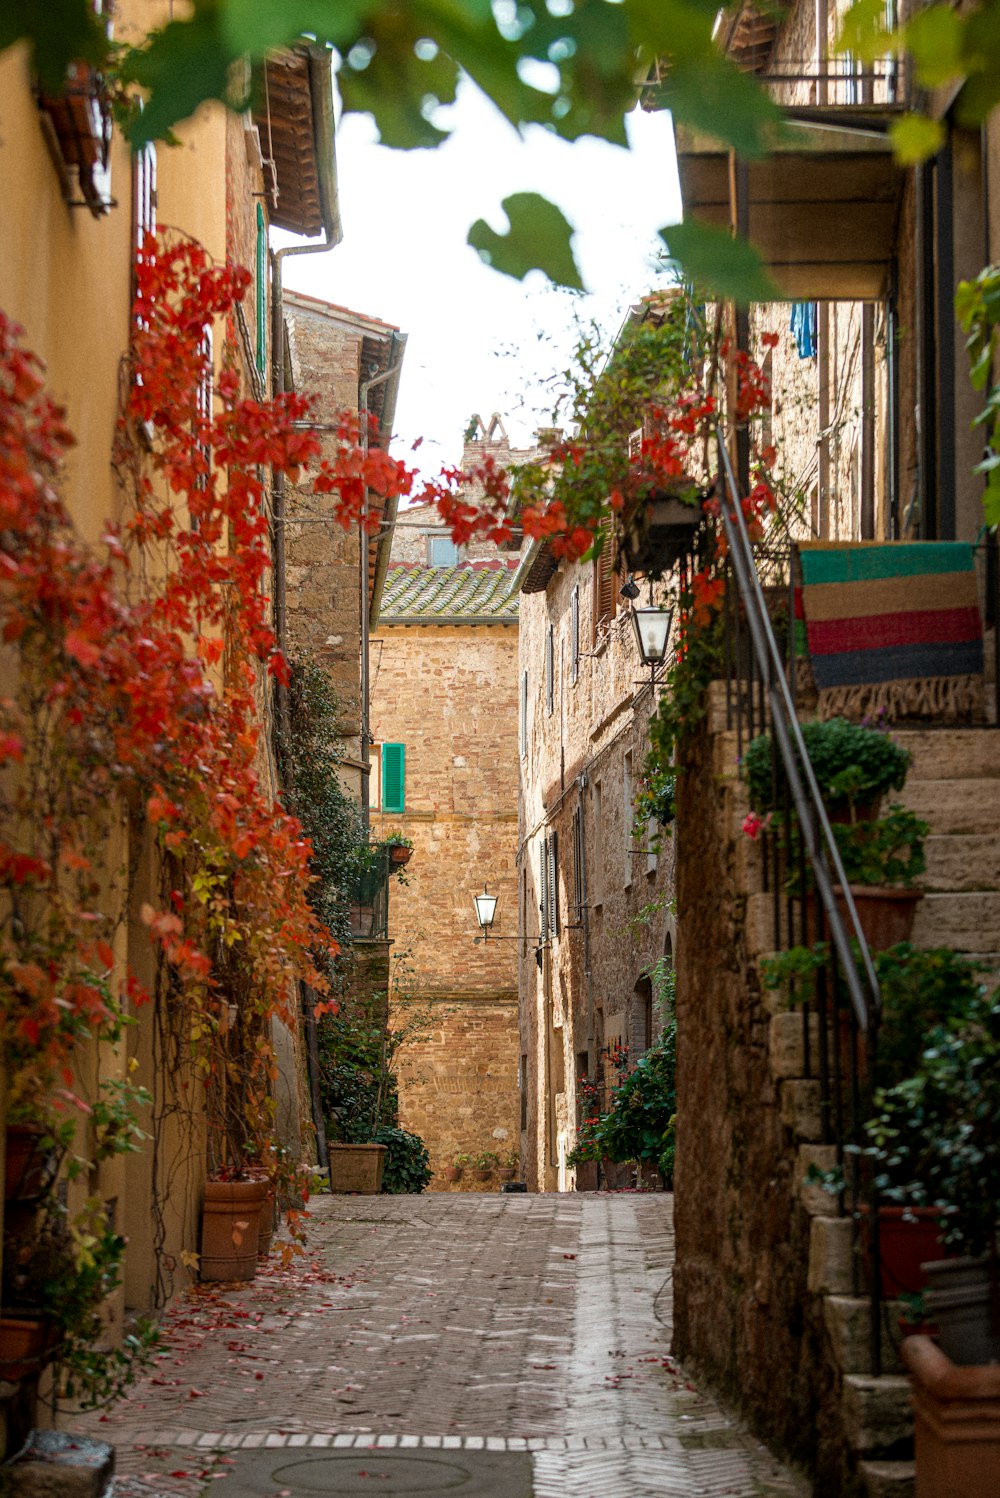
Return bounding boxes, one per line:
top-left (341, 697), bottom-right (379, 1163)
top-left (519, 669), bottom-right (528, 759)
top-left (593, 780), bottom-right (604, 907)
top-left (133, 141), bottom-right (157, 272)
top-left (520, 1054), bottom-right (528, 1131)
top-left (368, 745), bottom-right (381, 809)
top-left (623, 752), bottom-right (633, 888)
top-left (381, 742), bottom-right (406, 814)
top-left (255, 202), bottom-right (267, 378)
top-left (571, 806), bottom-right (584, 918)
top-left (539, 834), bottom-right (559, 941)
top-left (427, 534), bottom-right (460, 566)
top-left (591, 525), bottom-right (618, 643)
top-left (647, 817), bottom-right (659, 875)
top-left (545, 624), bottom-right (555, 716)
top-left (570, 586), bottom-right (580, 685)
top-left (37, 4), bottom-right (114, 218)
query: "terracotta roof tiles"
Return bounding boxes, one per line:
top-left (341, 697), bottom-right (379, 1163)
top-left (378, 560), bottom-right (520, 623)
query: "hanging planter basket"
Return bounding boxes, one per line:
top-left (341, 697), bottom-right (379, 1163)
top-left (388, 844), bottom-right (412, 867)
top-left (619, 484), bottom-right (704, 577)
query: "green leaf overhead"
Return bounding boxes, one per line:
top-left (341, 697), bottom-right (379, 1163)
top-left (468, 192), bottom-right (584, 290)
top-left (0, 0), bottom-right (108, 91)
top-left (658, 219), bottom-right (780, 304)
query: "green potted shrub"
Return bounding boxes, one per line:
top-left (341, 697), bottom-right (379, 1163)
top-left (497, 1150), bottom-right (518, 1182)
top-left (858, 984), bottom-right (1000, 1367)
top-left (470, 1150), bottom-right (498, 1182)
top-left (370, 1126), bottom-right (433, 1193)
top-left (743, 719), bottom-right (924, 947)
top-left (383, 831), bottom-right (413, 867)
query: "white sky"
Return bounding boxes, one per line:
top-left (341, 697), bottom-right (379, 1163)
top-left (280, 80), bottom-right (681, 481)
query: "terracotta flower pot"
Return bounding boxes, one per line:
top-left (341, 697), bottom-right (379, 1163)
top-left (4, 1125), bottom-right (57, 1202)
top-left (328, 1143), bottom-right (387, 1195)
top-left (806, 884), bottom-right (924, 949)
top-left (388, 845), bottom-right (412, 866)
top-left (0, 1315), bottom-right (61, 1382)
top-left (199, 1179), bottom-right (266, 1283)
top-left (497, 1166), bottom-right (516, 1181)
top-left (862, 1206), bottom-right (952, 1301)
top-left (620, 490), bottom-right (702, 576)
top-left (441, 1166), bottom-right (462, 1183)
top-left (472, 1168), bottom-right (491, 1183)
top-left (903, 1335), bottom-right (1000, 1497)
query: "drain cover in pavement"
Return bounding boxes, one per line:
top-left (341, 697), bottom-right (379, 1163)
top-left (217, 1449), bottom-right (533, 1496)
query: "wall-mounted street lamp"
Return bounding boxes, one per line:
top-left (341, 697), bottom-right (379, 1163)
top-left (473, 885), bottom-right (499, 939)
top-left (473, 885), bottom-right (543, 966)
top-left (630, 604), bottom-right (674, 667)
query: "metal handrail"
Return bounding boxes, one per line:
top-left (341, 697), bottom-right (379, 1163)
top-left (716, 438), bottom-right (881, 1030)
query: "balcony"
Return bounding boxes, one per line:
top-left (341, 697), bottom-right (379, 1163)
top-left (347, 844), bottom-right (393, 941)
top-left (649, 28), bottom-right (907, 299)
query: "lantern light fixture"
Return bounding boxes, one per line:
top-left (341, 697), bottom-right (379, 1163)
top-left (630, 604), bottom-right (674, 667)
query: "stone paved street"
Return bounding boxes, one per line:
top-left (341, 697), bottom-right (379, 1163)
top-left (73, 1194), bottom-right (809, 1497)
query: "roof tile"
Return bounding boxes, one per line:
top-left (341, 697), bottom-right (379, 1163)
top-left (379, 561), bottom-right (520, 623)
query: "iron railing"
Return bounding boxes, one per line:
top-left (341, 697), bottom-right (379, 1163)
top-left (347, 844), bottom-right (393, 940)
top-left (715, 438), bottom-right (887, 1374)
top-left (758, 57), bottom-right (901, 110)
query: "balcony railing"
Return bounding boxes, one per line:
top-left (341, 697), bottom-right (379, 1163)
top-left (346, 844), bottom-right (393, 941)
top-left (757, 56), bottom-right (902, 110)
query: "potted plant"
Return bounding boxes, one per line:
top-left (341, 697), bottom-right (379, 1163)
top-left (743, 718), bottom-right (924, 947)
top-left (634, 769), bottom-right (676, 832)
top-left (470, 1150), bottom-right (498, 1182)
top-left (497, 1150), bottom-right (518, 1182)
top-left (442, 1152), bottom-right (469, 1184)
top-left (742, 716), bottom-right (912, 823)
top-left (859, 984), bottom-right (1000, 1367)
top-left (384, 831), bottom-right (413, 867)
top-left (619, 475), bottom-right (706, 578)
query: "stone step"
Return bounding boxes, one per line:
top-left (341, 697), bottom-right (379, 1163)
top-left (841, 1373), bottom-right (913, 1457)
top-left (857, 1459), bottom-right (915, 1498)
top-left (797, 1144), bottom-right (838, 1216)
top-left (920, 833), bottom-right (1000, 892)
top-left (894, 728), bottom-right (1000, 782)
top-left (910, 889), bottom-right (1000, 952)
top-left (824, 1296), bottom-right (905, 1377)
top-left (900, 779), bottom-right (1000, 835)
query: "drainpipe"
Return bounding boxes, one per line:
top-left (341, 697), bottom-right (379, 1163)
top-left (358, 355), bottom-right (405, 833)
top-left (817, 305), bottom-right (831, 537)
top-left (861, 303), bottom-right (876, 537)
top-left (576, 774), bottom-right (595, 1072)
top-left (268, 46), bottom-right (343, 1173)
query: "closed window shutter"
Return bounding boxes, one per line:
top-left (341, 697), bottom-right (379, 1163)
top-left (540, 840), bottom-right (549, 943)
top-left (547, 831), bottom-right (559, 936)
top-left (255, 203), bottom-right (267, 376)
top-left (570, 587), bottom-right (580, 684)
top-left (382, 743), bottom-right (406, 813)
top-left (592, 524), bottom-right (617, 642)
top-left (545, 625), bottom-right (554, 715)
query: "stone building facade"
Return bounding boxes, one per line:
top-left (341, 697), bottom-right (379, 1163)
top-left (515, 534), bottom-right (675, 1194)
top-left (369, 557), bottom-right (522, 1189)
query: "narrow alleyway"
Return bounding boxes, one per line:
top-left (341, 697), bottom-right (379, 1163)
top-left (75, 1195), bottom-right (808, 1498)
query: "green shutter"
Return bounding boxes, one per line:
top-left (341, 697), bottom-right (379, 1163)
top-left (255, 203), bottom-right (266, 376)
top-left (382, 743), bottom-right (405, 813)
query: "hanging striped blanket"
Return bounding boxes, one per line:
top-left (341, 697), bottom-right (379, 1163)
top-left (795, 541), bottom-right (984, 721)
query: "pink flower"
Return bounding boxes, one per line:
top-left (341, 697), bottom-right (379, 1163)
top-left (742, 811), bottom-right (762, 840)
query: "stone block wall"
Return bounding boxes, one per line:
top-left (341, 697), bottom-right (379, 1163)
top-left (671, 704), bottom-right (833, 1476)
top-left (391, 993), bottom-right (520, 1191)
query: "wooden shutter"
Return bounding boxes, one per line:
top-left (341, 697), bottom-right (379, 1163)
top-left (545, 625), bottom-right (554, 715)
top-left (570, 586), bottom-right (580, 684)
top-left (539, 840), bottom-right (549, 943)
top-left (547, 831), bottom-right (559, 937)
top-left (255, 202), bottom-right (267, 376)
top-left (591, 524), bottom-right (617, 643)
top-left (382, 743), bottom-right (406, 813)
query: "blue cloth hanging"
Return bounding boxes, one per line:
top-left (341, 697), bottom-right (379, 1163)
top-left (790, 301), bottom-right (817, 359)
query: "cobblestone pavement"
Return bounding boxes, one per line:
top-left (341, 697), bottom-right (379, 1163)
top-left (72, 1193), bottom-right (809, 1497)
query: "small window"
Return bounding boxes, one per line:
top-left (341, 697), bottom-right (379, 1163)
top-left (539, 840), bottom-right (549, 943)
top-left (520, 1054), bottom-right (528, 1131)
top-left (547, 832), bottom-right (559, 938)
top-left (545, 625), bottom-right (555, 716)
top-left (369, 744), bottom-right (381, 810)
top-left (593, 780), bottom-right (604, 907)
top-left (571, 806), bottom-right (584, 918)
top-left (520, 669), bottom-right (528, 759)
top-left (427, 535), bottom-right (459, 566)
top-left (570, 586), bottom-right (580, 685)
top-left (255, 202), bottom-right (267, 377)
top-left (623, 752), bottom-right (633, 889)
top-left (592, 525), bottom-right (618, 643)
top-left (382, 742), bottom-right (406, 814)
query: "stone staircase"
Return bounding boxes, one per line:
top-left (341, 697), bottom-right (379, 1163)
top-left (716, 691), bottom-right (1000, 1497)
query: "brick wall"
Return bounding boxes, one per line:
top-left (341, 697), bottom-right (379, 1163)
top-left (370, 617), bottom-right (522, 1188)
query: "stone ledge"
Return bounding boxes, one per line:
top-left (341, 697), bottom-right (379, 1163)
top-left (808, 1214), bottom-right (854, 1295)
top-left (5, 1431), bottom-right (113, 1498)
top-left (857, 1458), bottom-right (915, 1497)
top-left (841, 1374), bottom-right (913, 1457)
